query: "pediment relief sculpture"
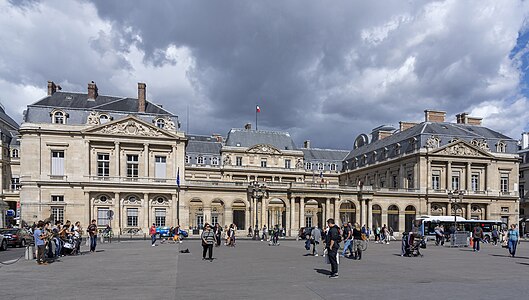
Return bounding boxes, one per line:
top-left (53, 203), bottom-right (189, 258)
top-left (437, 143), bottom-right (480, 157)
top-left (246, 144), bottom-right (282, 155)
top-left (96, 120), bottom-right (163, 137)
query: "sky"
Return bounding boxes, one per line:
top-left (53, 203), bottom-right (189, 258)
top-left (1, 0), bottom-right (529, 149)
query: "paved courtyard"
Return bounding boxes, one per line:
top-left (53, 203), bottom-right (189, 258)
top-left (1, 238), bottom-right (529, 300)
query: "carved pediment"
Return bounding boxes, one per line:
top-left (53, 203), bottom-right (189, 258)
top-left (246, 144), bottom-right (282, 155)
top-left (431, 140), bottom-right (492, 158)
top-left (83, 116), bottom-right (176, 138)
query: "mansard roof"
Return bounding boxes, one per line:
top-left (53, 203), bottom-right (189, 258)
top-left (29, 92), bottom-right (173, 116)
top-left (301, 148), bottom-right (350, 162)
top-left (225, 129), bottom-right (297, 150)
top-left (0, 104), bottom-right (19, 130)
top-left (186, 135), bottom-right (222, 155)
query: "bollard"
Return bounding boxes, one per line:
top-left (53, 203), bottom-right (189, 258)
top-left (25, 245), bottom-right (35, 260)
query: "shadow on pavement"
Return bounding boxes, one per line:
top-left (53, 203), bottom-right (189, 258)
top-left (314, 268), bottom-right (331, 276)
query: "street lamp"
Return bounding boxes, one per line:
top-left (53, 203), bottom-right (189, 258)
top-left (448, 190), bottom-right (464, 232)
top-left (249, 181), bottom-right (268, 228)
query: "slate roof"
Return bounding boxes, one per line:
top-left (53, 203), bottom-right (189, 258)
top-left (186, 135), bottom-right (222, 154)
top-left (0, 104), bottom-right (19, 129)
top-left (225, 129), bottom-right (297, 150)
top-left (29, 92), bottom-right (173, 115)
top-left (344, 121), bottom-right (516, 160)
top-left (301, 148), bottom-right (349, 161)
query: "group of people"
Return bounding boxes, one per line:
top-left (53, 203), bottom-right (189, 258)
top-left (148, 224), bottom-right (185, 246)
top-left (32, 219), bottom-right (99, 265)
top-left (199, 223), bottom-right (239, 260)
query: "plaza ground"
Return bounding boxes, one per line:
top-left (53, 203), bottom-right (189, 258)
top-left (1, 238), bottom-right (529, 300)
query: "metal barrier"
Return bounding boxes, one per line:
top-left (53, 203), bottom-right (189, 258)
top-left (450, 231), bottom-right (469, 247)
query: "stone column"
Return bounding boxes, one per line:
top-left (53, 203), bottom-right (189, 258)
top-left (171, 194), bottom-right (177, 226)
top-left (261, 199), bottom-right (267, 229)
top-left (427, 201), bottom-right (432, 216)
top-left (466, 163), bottom-right (472, 191)
top-left (251, 198), bottom-right (256, 228)
top-left (114, 142), bottom-right (120, 177)
top-left (381, 208), bottom-right (388, 227)
top-left (366, 199), bottom-right (372, 228)
top-left (245, 206), bottom-right (250, 229)
top-left (360, 199), bottom-right (366, 227)
top-left (290, 197), bottom-right (296, 236)
top-left (143, 143), bottom-right (149, 177)
top-left (86, 140), bottom-right (91, 177)
top-left (447, 202), bottom-right (452, 217)
top-left (321, 202), bottom-right (326, 225)
top-left (334, 199), bottom-right (340, 223)
top-left (143, 193), bottom-right (149, 230)
top-left (172, 145), bottom-right (178, 179)
top-left (398, 212), bottom-right (405, 233)
top-left (203, 206), bottom-right (211, 224)
top-left (286, 203), bottom-right (291, 234)
top-left (300, 197), bottom-right (305, 228)
top-left (485, 203), bottom-right (491, 220)
top-left (466, 203), bottom-right (471, 220)
top-left (446, 161), bottom-right (452, 190)
top-left (114, 192), bottom-right (121, 233)
top-left (326, 198), bottom-right (331, 223)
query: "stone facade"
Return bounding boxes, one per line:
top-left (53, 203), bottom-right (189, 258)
top-left (0, 103), bottom-right (20, 227)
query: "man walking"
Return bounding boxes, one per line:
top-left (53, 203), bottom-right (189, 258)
top-left (87, 219), bottom-right (98, 253)
top-left (473, 224), bottom-right (484, 252)
top-left (325, 218), bottom-right (341, 278)
top-left (201, 223), bottom-right (216, 261)
top-left (33, 221), bottom-right (48, 265)
top-left (310, 225), bottom-right (321, 256)
top-left (341, 223), bottom-right (353, 257)
top-left (261, 225), bottom-right (268, 241)
top-left (150, 223), bottom-right (157, 247)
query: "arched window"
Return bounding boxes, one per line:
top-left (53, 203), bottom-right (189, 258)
top-left (197, 156), bottom-right (204, 164)
top-left (156, 119), bottom-right (165, 129)
top-left (212, 157), bottom-right (219, 165)
top-left (330, 163), bottom-right (337, 171)
top-left (318, 163), bottom-right (324, 170)
top-left (53, 111), bottom-right (65, 124)
top-left (11, 149), bottom-right (19, 158)
top-left (405, 205), bottom-right (416, 232)
top-left (496, 141), bottom-right (506, 153)
top-left (388, 205), bottom-right (400, 232)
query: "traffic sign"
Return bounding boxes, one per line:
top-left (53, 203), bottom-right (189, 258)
top-left (6, 209), bottom-right (15, 217)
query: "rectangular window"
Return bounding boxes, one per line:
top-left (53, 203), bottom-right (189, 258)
top-left (261, 158), bottom-right (267, 168)
top-left (127, 208), bottom-right (138, 227)
top-left (406, 172), bottom-right (414, 189)
top-left (51, 207), bottom-right (64, 224)
top-left (330, 164), bottom-right (337, 171)
top-left (51, 195), bottom-right (64, 202)
top-left (305, 216), bottom-right (313, 228)
top-left (305, 162), bottom-right (312, 170)
top-left (380, 176), bottom-right (386, 188)
top-left (500, 175), bottom-right (509, 193)
top-left (97, 208), bottom-right (110, 226)
top-left (155, 156), bottom-right (167, 179)
top-left (471, 174), bottom-right (479, 192)
top-left (432, 174), bottom-right (440, 190)
top-left (452, 173), bottom-right (460, 191)
top-left (51, 150), bottom-right (65, 176)
top-left (196, 215), bottom-right (204, 229)
top-left (318, 163), bottom-right (324, 171)
top-left (285, 159), bottom-right (291, 169)
top-left (185, 156), bottom-right (190, 164)
top-left (392, 175), bottom-right (398, 188)
top-left (97, 153), bottom-right (110, 177)
top-left (126, 154), bottom-right (139, 178)
top-left (10, 177), bottom-right (20, 191)
top-left (211, 215), bottom-right (218, 226)
top-left (155, 209), bottom-right (166, 227)
top-left (236, 157), bottom-right (243, 166)
top-left (520, 185), bottom-right (525, 199)
top-left (212, 157), bottom-right (219, 165)
top-left (197, 156), bottom-right (204, 164)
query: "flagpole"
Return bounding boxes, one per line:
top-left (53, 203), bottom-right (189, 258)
top-left (176, 168), bottom-right (180, 226)
top-left (255, 104), bottom-right (258, 131)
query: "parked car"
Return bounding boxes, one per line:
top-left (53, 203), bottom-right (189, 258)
top-left (156, 226), bottom-right (171, 238)
top-left (0, 228), bottom-right (34, 247)
top-left (178, 229), bottom-right (189, 239)
top-left (0, 234), bottom-right (7, 251)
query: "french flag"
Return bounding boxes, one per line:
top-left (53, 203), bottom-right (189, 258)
top-left (256, 105), bottom-right (261, 113)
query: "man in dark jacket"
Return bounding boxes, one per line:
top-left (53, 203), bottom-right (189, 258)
top-left (326, 218), bottom-right (341, 278)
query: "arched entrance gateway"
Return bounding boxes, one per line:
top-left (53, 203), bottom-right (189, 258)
top-left (339, 201), bottom-right (356, 225)
top-left (211, 199), bottom-right (225, 226)
top-left (405, 205), bottom-right (416, 232)
top-left (305, 200), bottom-right (320, 228)
top-left (189, 199), bottom-right (204, 229)
top-left (232, 200), bottom-right (246, 230)
top-left (267, 198), bottom-right (286, 229)
top-left (387, 205), bottom-right (399, 232)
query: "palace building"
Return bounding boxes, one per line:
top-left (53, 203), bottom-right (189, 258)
top-left (0, 103), bottom-right (20, 227)
top-left (17, 81), bottom-right (521, 235)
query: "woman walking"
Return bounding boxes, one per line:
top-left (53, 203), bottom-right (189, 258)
top-left (507, 224), bottom-right (520, 257)
top-left (352, 223), bottom-right (363, 260)
top-left (201, 223), bottom-right (216, 261)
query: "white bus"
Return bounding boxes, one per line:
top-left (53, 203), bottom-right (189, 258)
top-left (417, 215), bottom-right (505, 242)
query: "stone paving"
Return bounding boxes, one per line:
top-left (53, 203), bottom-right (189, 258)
top-left (1, 238), bottom-right (529, 300)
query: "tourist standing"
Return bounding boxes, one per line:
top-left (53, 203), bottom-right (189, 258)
top-left (33, 221), bottom-right (48, 265)
top-left (492, 228), bottom-right (499, 246)
top-left (214, 223), bottom-right (222, 246)
top-left (73, 221), bottom-right (82, 255)
top-left (352, 223), bottom-right (363, 260)
top-left (310, 226), bottom-right (321, 256)
top-left (201, 223), bottom-right (216, 261)
top-left (473, 224), bottom-right (484, 252)
top-left (507, 224), bottom-right (520, 257)
top-left (87, 219), bottom-right (98, 253)
top-left (325, 218), bottom-right (341, 278)
top-left (149, 223), bottom-right (157, 247)
top-left (261, 225), bottom-right (268, 241)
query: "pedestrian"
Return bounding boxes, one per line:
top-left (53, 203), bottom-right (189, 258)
top-left (472, 224), bottom-right (484, 252)
top-left (253, 225), bottom-right (259, 240)
top-left (149, 223), bottom-right (157, 247)
top-left (229, 224), bottom-right (236, 247)
top-left (272, 225), bottom-right (280, 245)
top-left (248, 226), bottom-right (253, 237)
top-left (507, 224), bottom-right (520, 257)
top-left (439, 225), bottom-right (445, 246)
top-left (214, 223), bottom-right (222, 247)
top-left (310, 226), bottom-right (321, 256)
top-left (352, 223), bottom-right (363, 260)
top-left (33, 221), bottom-right (48, 265)
top-left (341, 223), bottom-right (353, 257)
top-left (492, 227), bottom-right (499, 246)
top-left (224, 225), bottom-right (230, 245)
top-left (261, 225), bottom-right (268, 241)
top-left (201, 223), bottom-right (216, 261)
top-left (325, 218), bottom-right (341, 279)
top-left (73, 221), bottom-right (82, 255)
top-left (87, 219), bottom-right (98, 253)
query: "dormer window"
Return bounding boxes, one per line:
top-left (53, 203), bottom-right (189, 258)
top-left (156, 119), bottom-right (165, 129)
top-left (318, 163), bottom-right (324, 170)
top-left (99, 114), bottom-right (110, 124)
top-left (185, 156), bottom-right (190, 164)
top-left (52, 111), bottom-right (66, 124)
top-left (11, 149), bottom-right (19, 158)
top-left (330, 163), bottom-right (337, 171)
top-left (197, 156), bottom-right (204, 164)
top-left (496, 141), bottom-right (506, 153)
top-left (395, 143), bottom-right (401, 155)
top-left (212, 157), bottom-right (219, 165)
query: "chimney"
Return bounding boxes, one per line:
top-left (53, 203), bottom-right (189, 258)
top-left (522, 132), bottom-right (529, 150)
top-left (399, 121), bottom-right (418, 132)
top-left (371, 125), bottom-right (395, 141)
top-left (244, 123), bottom-right (252, 130)
top-left (138, 82), bottom-right (146, 113)
top-left (424, 110), bottom-right (446, 122)
top-left (304, 140), bottom-right (311, 149)
top-left (87, 81), bottom-right (98, 101)
top-left (47, 81), bottom-right (57, 96)
top-left (456, 112), bottom-right (482, 126)
top-left (212, 134), bottom-right (223, 143)
top-left (467, 117), bottom-right (482, 126)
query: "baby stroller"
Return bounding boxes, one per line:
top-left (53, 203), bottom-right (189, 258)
top-left (402, 232), bottom-right (426, 257)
